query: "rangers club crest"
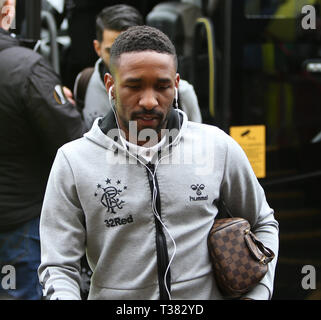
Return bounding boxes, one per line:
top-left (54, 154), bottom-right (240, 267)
top-left (94, 178), bottom-right (127, 214)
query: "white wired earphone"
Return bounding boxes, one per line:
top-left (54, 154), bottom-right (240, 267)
top-left (108, 85), bottom-right (180, 300)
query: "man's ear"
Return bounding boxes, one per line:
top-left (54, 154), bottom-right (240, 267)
top-left (175, 73), bottom-right (180, 90)
top-left (1, 0), bottom-right (16, 30)
top-left (93, 40), bottom-right (101, 57)
top-left (3, 0), bottom-right (15, 7)
top-left (105, 73), bottom-right (115, 98)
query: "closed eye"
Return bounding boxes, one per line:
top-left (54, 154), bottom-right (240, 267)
top-left (124, 78), bottom-right (141, 90)
top-left (157, 85), bottom-right (171, 90)
top-left (126, 85), bottom-right (140, 89)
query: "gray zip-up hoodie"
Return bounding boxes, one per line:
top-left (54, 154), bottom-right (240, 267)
top-left (38, 109), bottom-right (278, 300)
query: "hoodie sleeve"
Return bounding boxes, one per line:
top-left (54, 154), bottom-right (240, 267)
top-left (24, 57), bottom-right (86, 159)
top-left (38, 148), bottom-right (85, 300)
top-left (220, 134), bottom-right (279, 300)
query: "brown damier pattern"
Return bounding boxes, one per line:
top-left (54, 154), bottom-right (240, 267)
top-left (208, 218), bottom-right (274, 298)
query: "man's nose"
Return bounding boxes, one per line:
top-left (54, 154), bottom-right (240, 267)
top-left (139, 90), bottom-right (158, 110)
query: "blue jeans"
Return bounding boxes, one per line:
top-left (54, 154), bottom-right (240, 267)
top-left (0, 216), bottom-right (42, 300)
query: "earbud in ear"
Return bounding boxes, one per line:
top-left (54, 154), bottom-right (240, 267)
top-left (108, 86), bottom-right (114, 100)
top-left (110, 86), bottom-right (115, 96)
top-left (174, 88), bottom-right (178, 108)
top-left (108, 86), bottom-right (116, 110)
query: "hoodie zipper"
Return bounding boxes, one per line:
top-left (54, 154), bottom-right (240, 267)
top-left (146, 162), bottom-right (171, 300)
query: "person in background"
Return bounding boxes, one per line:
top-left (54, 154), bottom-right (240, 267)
top-left (61, 0), bottom-right (167, 89)
top-left (0, 0), bottom-right (85, 300)
top-left (74, 4), bottom-right (202, 130)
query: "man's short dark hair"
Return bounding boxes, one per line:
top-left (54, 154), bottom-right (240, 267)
top-left (96, 4), bottom-right (143, 42)
top-left (109, 25), bottom-right (178, 73)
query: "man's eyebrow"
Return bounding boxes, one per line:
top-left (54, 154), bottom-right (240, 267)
top-left (124, 78), bottom-right (142, 83)
top-left (157, 78), bottom-right (172, 83)
top-left (123, 78), bottom-right (173, 83)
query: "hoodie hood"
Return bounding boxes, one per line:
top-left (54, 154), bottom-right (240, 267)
top-left (0, 28), bottom-right (19, 52)
top-left (84, 108), bottom-right (188, 160)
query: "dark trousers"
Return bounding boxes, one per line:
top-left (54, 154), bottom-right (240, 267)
top-left (0, 216), bottom-right (42, 300)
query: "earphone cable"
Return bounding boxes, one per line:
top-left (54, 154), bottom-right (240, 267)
top-left (108, 87), bottom-right (181, 299)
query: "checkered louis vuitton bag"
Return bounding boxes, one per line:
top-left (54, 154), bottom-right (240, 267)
top-left (208, 217), bottom-right (275, 298)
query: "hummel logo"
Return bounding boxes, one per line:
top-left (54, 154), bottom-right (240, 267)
top-left (190, 184), bottom-right (208, 201)
top-left (191, 184), bottom-right (205, 195)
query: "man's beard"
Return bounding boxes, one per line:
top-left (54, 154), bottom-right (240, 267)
top-left (117, 106), bottom-right (172, 135)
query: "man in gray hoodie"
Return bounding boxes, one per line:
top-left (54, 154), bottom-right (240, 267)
top-left (38, 25), bottom-right (278, 300)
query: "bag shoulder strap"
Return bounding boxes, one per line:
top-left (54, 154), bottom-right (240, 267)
top-left (74, 67), bottom-right (95, 111)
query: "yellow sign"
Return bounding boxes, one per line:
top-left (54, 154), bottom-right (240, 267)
top-left (230, 125), bottom-right (266, 178)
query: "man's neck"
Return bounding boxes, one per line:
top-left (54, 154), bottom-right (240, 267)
top-left (124, 128), bottom-right (167, 147)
